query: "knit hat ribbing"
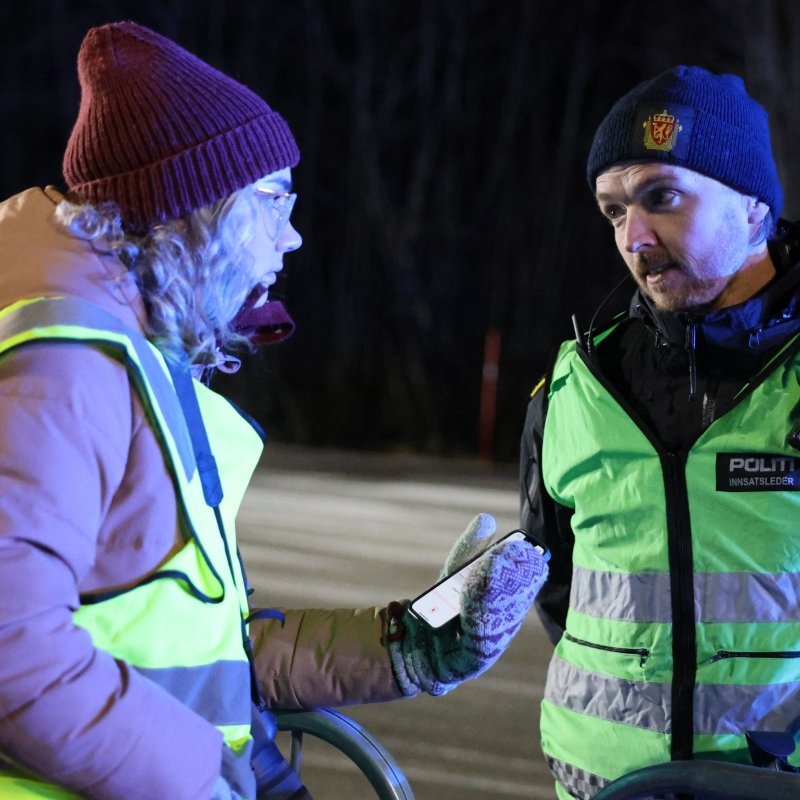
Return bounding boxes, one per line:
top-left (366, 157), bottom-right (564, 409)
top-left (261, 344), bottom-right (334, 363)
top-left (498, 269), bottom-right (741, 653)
top-left (586, 65), bottom-right (783, 217)
top-left (63, 21), bottom-right (300, 226)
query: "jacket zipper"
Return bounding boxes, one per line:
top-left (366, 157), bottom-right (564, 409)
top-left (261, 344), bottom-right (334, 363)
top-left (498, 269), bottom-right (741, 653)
top-left (663, 451), bottom-right (696, 762)
top-left (685, 316), bottom-right (698, 401)
top-left (578, 347), bottom-right (697, 761)
top-left (564, 632), bottom-right (650, 667)
top-left (708, 649), bottom-right (800, 664)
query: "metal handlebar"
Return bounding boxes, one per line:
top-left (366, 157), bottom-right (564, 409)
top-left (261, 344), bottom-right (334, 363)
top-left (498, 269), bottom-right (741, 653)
top-left (593, 759), bottom-right (800, 800)
top-left (275, 708), bottom-right (415, 800)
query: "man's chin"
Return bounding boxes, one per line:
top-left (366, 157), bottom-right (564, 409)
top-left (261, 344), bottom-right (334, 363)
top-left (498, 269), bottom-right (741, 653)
top-left (641, 285), bottom-right (718, 314)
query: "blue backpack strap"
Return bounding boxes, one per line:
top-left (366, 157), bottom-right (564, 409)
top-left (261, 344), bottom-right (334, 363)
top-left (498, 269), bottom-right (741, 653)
top-left (165, 355), bottom-right (224, 508)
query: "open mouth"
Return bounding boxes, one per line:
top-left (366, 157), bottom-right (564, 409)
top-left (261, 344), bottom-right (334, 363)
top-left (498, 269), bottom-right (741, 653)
top-left (640, 260), bottom-right (678, 282)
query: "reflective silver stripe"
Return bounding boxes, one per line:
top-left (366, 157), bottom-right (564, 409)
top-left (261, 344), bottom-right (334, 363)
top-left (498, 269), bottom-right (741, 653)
top-left (571, 566), bottom-right (800, 624)
top-left (696, 572), bottom-right (800, 623)
top-left (545, 656), bottom-right (671, 732)
top-left (548, 655), bottom-right (800, 738)
top-left (0, 297), bottom-right (195, 481)
top-left (544, 753), bottom-right (609, 799)
top-left (136, 660), bottom-right (251, 726)
top-left (570, 566), bottom-right (672, 622)
top-left (695, 679), bottom-right (800, 735)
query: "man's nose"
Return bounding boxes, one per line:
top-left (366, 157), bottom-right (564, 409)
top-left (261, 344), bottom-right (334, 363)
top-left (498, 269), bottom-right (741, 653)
top-left (622, 209), bottom-right (656, 253)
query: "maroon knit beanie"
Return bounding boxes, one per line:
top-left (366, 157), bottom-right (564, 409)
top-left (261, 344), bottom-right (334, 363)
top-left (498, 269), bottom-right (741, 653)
top-left (63, 21), bottom-right (300, 227)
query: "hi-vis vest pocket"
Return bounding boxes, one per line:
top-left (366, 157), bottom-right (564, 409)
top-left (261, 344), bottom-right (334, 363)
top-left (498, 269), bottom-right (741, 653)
top-left (708, 648), bottom-right (800, 663)
top-left (565, 632), bottom-right (651, 667)
top-left (560, 631), bottom-right (656, 682)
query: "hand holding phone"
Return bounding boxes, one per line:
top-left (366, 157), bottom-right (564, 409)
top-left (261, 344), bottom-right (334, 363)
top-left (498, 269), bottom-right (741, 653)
top-left (409, 529), bottom-right (548, 628)
top-left (388, 514), bottom-right (550, 697)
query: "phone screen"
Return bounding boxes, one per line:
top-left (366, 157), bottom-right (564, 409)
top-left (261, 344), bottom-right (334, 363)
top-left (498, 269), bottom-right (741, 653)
top-left (409, 530), bottom-right (531, 628)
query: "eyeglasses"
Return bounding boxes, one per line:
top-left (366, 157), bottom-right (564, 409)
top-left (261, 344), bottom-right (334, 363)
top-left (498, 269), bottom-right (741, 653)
top-left (253, 186), bottom-right (297, 240)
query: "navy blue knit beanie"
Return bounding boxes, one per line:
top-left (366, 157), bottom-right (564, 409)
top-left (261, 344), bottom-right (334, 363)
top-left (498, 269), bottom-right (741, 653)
top-left (586, 65), bottom-right (783, 217)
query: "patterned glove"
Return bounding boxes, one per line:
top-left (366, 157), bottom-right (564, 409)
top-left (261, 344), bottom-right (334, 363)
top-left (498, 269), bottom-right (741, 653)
top-left (388, 513), bottom-right (548, 696)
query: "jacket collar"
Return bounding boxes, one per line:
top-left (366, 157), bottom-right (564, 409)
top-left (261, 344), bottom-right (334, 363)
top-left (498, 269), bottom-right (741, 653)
top-left (0, 187), bottom-right (147, 333)
top-left (629, 261), bottom-right (800, 352)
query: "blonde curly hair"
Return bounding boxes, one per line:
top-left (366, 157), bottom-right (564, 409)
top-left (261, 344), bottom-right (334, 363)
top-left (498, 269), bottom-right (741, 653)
top-left (55, 187), bottom-right (262, 366)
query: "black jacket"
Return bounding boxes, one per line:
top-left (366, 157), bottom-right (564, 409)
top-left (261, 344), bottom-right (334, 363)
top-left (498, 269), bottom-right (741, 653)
top-left (520, 238), bottom-right (800, 644)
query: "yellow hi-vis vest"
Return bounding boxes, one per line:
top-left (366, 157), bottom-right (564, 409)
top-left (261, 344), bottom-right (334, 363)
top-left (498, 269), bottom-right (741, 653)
top-left (0, 297), bottom-right (263, 799)
top-left (540, 334), bottom-right (800, 800)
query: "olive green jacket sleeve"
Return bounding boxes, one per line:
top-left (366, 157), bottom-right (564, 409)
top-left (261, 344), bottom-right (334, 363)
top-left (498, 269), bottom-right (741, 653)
top-left (249, 606), bottom-right (404, 710)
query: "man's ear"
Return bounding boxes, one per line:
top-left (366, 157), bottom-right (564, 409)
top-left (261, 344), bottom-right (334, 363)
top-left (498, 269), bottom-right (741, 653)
top-left (746, 198), bottom-right (770, 225)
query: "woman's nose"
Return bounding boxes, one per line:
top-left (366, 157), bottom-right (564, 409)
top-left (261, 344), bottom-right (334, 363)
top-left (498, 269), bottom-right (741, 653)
top-left (277, 220), bottom-right (302, 253)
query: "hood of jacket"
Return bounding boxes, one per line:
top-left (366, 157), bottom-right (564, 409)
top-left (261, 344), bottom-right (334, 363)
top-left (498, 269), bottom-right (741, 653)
top-left (0, 187), bottom-right (147, 332)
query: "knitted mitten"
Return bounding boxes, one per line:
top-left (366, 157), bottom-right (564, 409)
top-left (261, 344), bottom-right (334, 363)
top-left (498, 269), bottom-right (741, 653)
top-left (388, 513), bottom-right (548, 696)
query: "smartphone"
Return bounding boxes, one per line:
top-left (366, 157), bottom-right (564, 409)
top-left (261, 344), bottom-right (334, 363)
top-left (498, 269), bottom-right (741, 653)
top-left (409, 529), bottom-right (548, 629)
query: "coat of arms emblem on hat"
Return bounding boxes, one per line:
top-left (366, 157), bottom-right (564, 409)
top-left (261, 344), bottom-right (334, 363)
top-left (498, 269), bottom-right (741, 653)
top-left (642, 110), bottom-right (682, 151)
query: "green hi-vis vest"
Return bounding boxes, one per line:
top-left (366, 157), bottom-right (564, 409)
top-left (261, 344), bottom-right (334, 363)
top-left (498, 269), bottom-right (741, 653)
top-left (539, 334), bottom-right (800, 800)
top-left (0, 297), bottom-right (263, 799)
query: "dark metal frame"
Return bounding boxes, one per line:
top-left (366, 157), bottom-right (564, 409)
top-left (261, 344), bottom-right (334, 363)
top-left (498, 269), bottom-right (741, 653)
top-left (274, 708), bottom-right (416, 800)
top-left (593, 760), bottom-right (800, 800)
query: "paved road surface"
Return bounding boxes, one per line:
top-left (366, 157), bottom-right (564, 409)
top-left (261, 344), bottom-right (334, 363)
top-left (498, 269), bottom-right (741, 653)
top-left (237, 444), bottom-right (556, 799)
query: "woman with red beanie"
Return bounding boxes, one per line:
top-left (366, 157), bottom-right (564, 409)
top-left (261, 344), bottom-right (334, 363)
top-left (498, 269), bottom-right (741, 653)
top-left (0, 21), bottom-right (547, 800)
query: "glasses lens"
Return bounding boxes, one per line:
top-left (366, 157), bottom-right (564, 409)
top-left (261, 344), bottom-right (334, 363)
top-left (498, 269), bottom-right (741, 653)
top-left (255, 188), bottom-right (297, 240)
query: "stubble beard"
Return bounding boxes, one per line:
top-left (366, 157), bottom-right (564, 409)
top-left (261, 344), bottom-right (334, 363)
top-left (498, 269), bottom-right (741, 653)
top-left (630, 221), bottom-right (750, 313)
top-left (630, 253), bottom-right (733, 313)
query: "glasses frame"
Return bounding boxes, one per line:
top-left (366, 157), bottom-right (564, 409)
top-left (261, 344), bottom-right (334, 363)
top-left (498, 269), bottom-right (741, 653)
top-left (254, 186), bottom-right (297, 241)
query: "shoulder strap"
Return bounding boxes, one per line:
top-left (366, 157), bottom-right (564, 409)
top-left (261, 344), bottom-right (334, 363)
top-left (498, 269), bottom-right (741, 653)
top-left (0, 296), bottom-right (196, 481)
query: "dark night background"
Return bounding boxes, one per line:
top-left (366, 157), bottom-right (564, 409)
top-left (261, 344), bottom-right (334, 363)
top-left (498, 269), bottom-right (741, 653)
top-left (3, 1), bottom-right (800, 462)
